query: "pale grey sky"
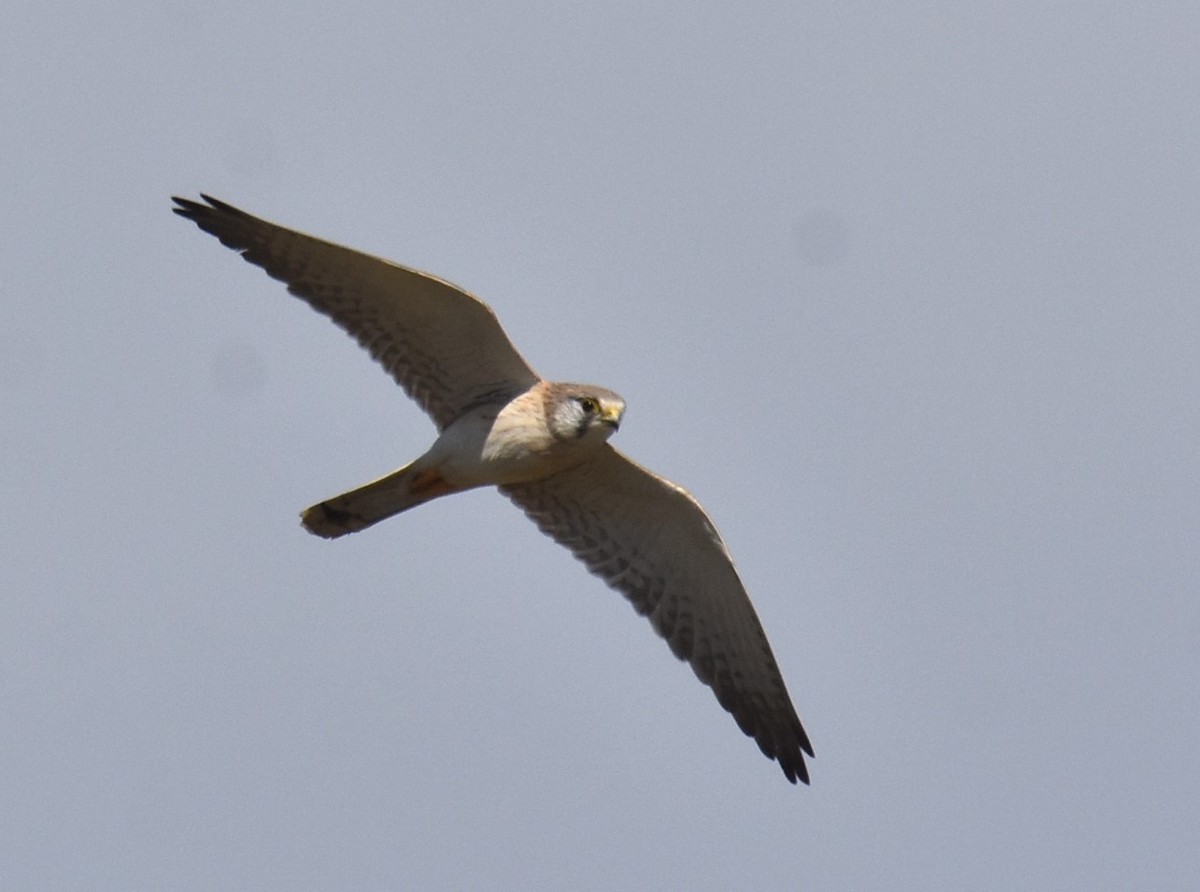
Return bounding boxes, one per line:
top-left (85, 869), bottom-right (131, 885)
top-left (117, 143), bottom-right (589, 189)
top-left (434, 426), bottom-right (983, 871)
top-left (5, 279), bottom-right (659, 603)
top-left (3, 2), bottom-right (1199, 889)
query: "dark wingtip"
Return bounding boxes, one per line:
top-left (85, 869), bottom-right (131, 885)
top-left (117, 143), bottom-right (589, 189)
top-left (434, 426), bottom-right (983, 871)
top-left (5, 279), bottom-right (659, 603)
top-left (171, 193), bottom-right (247, 221)
top-left (784, 758), bottom-right (811, 786)
top-left (788, 720), bottom-right (814, 785)
top-left (170, 194), bottom-right (206, 219)
top-left (171, 194), bottom-right (266, 255)
top-left (768, 714), bottom-right (813, 785)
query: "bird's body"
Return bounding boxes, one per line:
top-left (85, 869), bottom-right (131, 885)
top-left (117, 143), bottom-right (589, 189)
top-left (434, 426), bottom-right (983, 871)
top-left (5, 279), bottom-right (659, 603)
top-left (173, 195), bottom-right (814, 784)
top-left (302, 380), bottom-right (625, 536)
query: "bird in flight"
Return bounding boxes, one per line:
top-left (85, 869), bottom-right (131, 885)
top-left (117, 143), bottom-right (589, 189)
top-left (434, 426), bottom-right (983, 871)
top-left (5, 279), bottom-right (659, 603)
top-left (173, 195), bottom-right (814, 784)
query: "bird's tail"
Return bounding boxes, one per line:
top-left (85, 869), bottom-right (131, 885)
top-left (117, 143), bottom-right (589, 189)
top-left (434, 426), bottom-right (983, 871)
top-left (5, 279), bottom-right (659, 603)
top-left (300, 462), bottom-right (457, 539)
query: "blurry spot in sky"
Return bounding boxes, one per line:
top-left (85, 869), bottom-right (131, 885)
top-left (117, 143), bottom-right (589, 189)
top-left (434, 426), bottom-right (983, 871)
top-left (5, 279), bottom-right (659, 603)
top-left (221, 118), bottom-right (281, 181)
top-left (795, 208), bottom-right (850, 266)
top-left (210, 340), bottom-right (267, 397)
top-left (0, 333), bottom-right (43, 390)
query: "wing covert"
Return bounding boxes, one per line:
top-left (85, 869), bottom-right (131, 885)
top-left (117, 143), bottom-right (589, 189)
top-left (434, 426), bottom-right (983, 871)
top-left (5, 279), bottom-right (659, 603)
top-left (501, 446), bottom-right (813, 784)
top-left (173, 195), bottom-right (539, 429)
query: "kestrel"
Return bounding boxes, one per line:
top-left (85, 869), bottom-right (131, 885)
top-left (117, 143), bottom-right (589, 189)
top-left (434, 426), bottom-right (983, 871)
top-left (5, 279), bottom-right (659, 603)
top-left (173, 195), bottom-right (814, 784)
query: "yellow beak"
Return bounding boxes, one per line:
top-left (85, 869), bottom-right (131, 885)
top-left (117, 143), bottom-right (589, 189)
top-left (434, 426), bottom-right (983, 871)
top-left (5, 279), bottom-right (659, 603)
top-left (599, 404), bottom-right (623, 430)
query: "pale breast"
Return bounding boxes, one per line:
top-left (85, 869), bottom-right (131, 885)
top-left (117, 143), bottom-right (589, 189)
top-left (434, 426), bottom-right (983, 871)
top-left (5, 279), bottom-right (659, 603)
top-left (428, 386), bottom-right (597, 487)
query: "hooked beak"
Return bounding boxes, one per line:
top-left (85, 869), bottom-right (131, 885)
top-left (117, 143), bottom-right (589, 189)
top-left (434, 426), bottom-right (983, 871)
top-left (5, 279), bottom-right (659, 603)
top-left (599, 404), bottom-right (623, 431)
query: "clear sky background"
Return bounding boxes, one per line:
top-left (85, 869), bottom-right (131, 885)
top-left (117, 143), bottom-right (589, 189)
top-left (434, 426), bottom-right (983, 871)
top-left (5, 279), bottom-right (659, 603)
top-left (3, 2), bottom-right (1198, 889)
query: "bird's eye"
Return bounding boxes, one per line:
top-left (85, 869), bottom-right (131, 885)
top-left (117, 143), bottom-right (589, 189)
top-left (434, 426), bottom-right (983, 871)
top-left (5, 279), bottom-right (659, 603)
top-left (577, 396), bottom-right (598, 414)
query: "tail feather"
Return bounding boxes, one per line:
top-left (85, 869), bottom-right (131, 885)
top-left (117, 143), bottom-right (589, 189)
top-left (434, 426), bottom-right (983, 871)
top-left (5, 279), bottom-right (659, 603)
top-left (300, 462), bottom-right (454, 538)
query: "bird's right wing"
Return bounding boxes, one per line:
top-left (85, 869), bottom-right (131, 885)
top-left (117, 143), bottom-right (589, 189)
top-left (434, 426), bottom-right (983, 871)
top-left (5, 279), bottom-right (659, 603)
top-left (502, 446), bottom-right (812, 784)
top-left (173, 195), bottom-right (540, 430)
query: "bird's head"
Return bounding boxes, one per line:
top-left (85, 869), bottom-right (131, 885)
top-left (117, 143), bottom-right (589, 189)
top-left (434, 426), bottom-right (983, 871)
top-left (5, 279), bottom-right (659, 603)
top-left (547, 383), bottom-right (626, 443)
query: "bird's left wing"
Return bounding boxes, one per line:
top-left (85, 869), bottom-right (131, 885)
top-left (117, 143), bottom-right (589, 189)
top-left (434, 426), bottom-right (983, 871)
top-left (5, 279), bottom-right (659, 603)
top-left (173, 195), bottom-right (540, 430)
top-left (501, 446), bottom-right (813, 784)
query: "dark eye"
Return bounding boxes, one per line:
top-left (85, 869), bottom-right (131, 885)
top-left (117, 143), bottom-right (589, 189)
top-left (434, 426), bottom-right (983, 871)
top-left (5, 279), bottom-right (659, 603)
top-left (577, 396), bottom-right (598, 414)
